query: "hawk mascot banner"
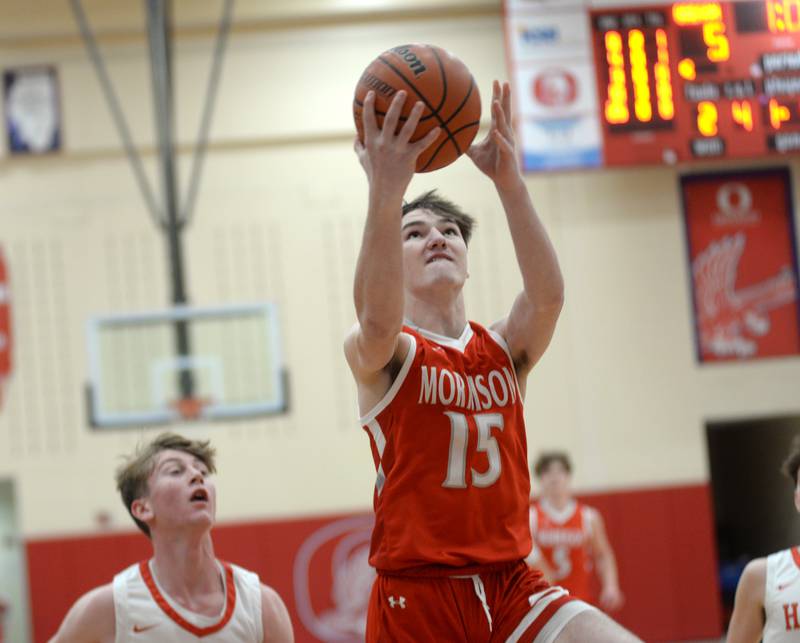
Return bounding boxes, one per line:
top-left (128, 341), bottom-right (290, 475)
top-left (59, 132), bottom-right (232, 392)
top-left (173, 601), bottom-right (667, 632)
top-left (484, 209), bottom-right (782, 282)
top-left (681, 168), bottom-right (800, 363)
top-left (0, 247), bottom-right (10, 404)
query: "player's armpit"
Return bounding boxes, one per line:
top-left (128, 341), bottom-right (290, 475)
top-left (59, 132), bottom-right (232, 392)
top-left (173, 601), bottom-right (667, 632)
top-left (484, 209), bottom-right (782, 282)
top-left (727, 558), bottom-right (767, 643)
top-left (261, 585), bottom-right (294, 643)
top-left (47, 584), bottom-right (115, 643)
top-left (491, 291), bottom-right (563, 382)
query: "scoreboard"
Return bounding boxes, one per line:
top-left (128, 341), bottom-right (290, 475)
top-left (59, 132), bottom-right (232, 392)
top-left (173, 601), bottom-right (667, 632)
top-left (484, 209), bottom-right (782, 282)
top-left (590, 1), bottom-right (800, 166)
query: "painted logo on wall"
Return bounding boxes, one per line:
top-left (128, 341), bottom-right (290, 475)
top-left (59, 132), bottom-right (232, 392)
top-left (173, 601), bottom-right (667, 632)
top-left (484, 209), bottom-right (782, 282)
top-left (293, 515), bottom-right (375, 641)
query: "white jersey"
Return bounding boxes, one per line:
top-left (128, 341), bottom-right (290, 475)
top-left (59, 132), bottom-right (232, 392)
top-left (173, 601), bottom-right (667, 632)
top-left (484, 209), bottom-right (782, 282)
top-left (764, 547), bottom-right (800, 642)
top-left (112, 559), bottom-right (263, 642)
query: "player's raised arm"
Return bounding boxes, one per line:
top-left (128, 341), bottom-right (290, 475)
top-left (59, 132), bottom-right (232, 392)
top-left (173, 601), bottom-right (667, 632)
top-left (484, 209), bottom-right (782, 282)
top-left (347, 90), bottom-right (440, 376)
top-left (469, 81), bottom-right (564, 383)
top-left (726, 558), bottom-right (766, 643)
top-left (48, 584), bottom-right (115, 643)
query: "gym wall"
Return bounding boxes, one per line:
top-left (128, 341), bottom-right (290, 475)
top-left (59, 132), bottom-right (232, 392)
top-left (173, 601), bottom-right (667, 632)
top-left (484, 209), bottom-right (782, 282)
top-left (0, 0), bottom-right (798, 640)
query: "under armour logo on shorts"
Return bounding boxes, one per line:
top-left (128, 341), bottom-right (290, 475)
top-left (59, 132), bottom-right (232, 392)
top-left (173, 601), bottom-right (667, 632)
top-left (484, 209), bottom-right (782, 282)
top-left (388, 595), bottom-right (406, 609)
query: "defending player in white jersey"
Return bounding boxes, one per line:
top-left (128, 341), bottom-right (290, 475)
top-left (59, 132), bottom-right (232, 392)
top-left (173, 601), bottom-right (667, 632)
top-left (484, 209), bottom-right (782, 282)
top-left (49, 433), bottom-right (293, 643)
top-left (727, 437), bottom-right (800, 643)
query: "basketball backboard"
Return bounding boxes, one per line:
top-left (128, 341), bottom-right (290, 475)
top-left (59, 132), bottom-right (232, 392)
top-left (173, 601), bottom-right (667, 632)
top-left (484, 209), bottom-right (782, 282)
top-left (86, 303), bottom-right (286, 427)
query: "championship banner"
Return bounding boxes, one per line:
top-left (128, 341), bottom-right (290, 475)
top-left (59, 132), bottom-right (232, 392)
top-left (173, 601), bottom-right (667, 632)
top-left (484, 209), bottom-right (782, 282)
top-left (0, 247), bottom-right (11, 405)
top-left (681, 168), bottom-right (800, 362)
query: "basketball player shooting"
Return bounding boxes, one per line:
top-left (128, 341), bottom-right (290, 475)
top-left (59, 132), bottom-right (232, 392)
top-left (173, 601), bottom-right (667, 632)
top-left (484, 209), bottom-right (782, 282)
top-left (727, 437), bottom-right (800, 643)
top-left (346, 81), bottom-right (641, 641)
top-left (48, 433), bottom-right (293, 643)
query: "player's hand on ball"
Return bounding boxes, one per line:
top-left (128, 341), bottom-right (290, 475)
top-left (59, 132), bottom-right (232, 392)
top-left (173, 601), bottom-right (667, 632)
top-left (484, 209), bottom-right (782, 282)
top-left (599, 585), bottom-right (625, 612)
top-left (467, 81), bottom-right (521, 190)
top-left (354, 90), bottom-right (440, 195)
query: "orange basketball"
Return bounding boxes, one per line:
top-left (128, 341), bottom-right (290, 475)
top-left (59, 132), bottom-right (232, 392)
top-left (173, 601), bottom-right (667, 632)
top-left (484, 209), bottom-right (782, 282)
top-left (353, 44), bottom-right (481, 173)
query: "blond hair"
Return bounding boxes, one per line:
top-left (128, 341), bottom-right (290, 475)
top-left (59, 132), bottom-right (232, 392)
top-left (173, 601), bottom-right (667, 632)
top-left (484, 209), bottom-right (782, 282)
top-left (115, 433), bottom-right (216, 537)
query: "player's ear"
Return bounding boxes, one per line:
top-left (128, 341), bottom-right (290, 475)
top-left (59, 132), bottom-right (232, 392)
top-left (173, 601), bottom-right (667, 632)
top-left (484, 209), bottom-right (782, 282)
top-left (131, 497), bottom-right (154, 523)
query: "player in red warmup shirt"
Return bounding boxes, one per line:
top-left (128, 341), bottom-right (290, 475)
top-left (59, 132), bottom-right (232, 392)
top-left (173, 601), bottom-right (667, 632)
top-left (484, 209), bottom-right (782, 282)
top-left (527, 453), bottom-right (624, 612)
top-left (346, 81), bottom-right (641, 642)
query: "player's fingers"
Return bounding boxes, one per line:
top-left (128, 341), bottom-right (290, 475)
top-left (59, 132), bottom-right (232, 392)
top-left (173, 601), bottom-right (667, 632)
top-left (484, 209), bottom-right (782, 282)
top-left (362, 91), bottom-right (378, 141)
top-left (493, 129), bottom-right (514, 156)
top-left (492, 79), bottom-right (500, 103)
top-left (399, 101), bottom-right (425, 143)
top-left (494, 100), bottom-right (513, 140)
top-left (383, 90), bottom-right (407, 138)
top-left (412, 127), bottom-right (441, 155)
top-left (502, 81), bottom-right (512, 125)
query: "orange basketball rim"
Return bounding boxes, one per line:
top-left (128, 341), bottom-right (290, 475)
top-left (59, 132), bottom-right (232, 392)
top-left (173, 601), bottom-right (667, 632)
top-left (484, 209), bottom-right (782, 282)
top-left (0, 247), bottom-right (11, 407)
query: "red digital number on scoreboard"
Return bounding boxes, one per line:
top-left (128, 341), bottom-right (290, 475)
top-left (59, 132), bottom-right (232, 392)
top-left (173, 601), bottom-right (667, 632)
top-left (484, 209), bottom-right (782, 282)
top-left (591, 1), bottom-right (800, 165)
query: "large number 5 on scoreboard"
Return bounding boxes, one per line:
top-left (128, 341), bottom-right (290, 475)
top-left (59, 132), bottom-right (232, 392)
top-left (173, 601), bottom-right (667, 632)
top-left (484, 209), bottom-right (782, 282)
top-left (443, 412), bottom-right (504, 489)
top-left (702, 21), bottom-right (730, 62)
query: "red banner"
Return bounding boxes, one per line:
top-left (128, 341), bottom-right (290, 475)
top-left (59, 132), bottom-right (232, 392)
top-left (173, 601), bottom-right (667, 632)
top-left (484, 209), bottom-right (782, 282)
top-left (0, 246), bottom-right (10, 404)
top-left (681, 168), bottom-right (800, 362)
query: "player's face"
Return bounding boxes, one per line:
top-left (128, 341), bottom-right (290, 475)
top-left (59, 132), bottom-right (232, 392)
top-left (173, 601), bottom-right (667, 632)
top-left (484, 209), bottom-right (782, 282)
top-left (402, 209), bottom-right (468, 294)
top-left (135, 449), bottom-right (216, 536)
top-left (539, 462), bottom-right (571, 500)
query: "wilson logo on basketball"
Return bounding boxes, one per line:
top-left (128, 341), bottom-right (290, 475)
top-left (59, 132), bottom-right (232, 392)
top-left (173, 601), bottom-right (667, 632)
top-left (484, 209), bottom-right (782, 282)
top-left (533, 69), bottom-right (578, 108)
top-left (390, 45), bottom-right (428, 76)
top-left (293, 515), bottom-right (375, 642)
top-left (359, 72), bottom-right (397, 98)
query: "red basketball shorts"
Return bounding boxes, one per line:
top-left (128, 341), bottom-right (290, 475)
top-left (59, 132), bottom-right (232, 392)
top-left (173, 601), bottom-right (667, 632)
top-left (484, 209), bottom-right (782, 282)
top-left (366, 561), bottom-right (594, 642)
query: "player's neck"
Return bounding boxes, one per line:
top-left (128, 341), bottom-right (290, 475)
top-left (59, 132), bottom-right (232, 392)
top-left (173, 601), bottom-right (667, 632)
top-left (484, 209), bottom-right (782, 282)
top-left (543, 495), bottom-right (572, 512)
top-left (404, 291), bottom-right (467, 338)
top-left (150, 530), bottom-right (220, 601)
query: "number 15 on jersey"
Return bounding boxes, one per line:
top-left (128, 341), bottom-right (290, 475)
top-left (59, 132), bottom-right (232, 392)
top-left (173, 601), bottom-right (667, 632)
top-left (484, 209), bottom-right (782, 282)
top-left (443, 412), bottom-right (505, 489)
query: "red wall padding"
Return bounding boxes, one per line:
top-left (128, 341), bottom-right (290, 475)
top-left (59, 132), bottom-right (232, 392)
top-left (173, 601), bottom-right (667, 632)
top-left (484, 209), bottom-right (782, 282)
top-left (577, 484), bottom-right (723, 641)
top-left (26, 484), bottom-right (722, 642)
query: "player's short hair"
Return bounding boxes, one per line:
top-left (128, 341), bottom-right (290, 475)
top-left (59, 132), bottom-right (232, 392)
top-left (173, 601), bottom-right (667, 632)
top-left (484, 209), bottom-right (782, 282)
top-left (115, 432), bottom-right (217, 538)
top-left (782, 435), bottom-right (800, 486)
top-left (402, 189), bottom-right (476, 245)
top-left (533, 451), bottom-right (572, 478)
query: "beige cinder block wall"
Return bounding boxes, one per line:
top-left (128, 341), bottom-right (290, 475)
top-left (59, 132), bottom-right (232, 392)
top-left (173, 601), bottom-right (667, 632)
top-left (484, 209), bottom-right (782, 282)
top-left (0, 0), bottom-right (798, 536)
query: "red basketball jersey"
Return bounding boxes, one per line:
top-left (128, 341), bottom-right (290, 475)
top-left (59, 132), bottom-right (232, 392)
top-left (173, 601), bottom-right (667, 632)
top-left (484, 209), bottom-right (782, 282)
top-left (361, 321), bottom-right (531, 573)
top-left (529, 500), bottom-right (597, 603)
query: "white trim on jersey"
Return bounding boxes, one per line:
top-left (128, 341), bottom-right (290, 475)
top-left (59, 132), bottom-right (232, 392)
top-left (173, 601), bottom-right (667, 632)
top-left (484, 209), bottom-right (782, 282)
top-left (530, 506), bottom-right (539, 536)
top-left (402, 319), bottom-right (474, 353)
top-left (359, 333), bottom-right (417, 425)
top-left (539, 499), bottom-right (578, 525)
top-left (526, 507), bottom-right (542, 565)
top-left (366, 419), bottom-right (386, 457)
top-left (366, 418), bottom-right (389, 495)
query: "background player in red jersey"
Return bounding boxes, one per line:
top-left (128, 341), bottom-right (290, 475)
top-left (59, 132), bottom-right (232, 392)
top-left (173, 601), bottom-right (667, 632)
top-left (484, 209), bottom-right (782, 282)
top-left (345, 81), bottom-right (641, 642)
top-left (527, 452), bottom-right (624, 612)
